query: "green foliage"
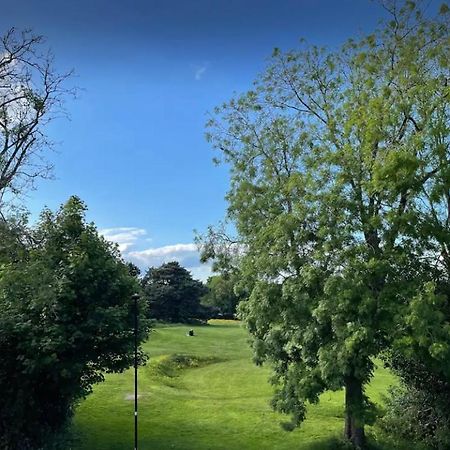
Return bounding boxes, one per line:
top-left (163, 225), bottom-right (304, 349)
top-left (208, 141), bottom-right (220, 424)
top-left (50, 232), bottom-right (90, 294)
top-left (142, 261), bottom-right (208, 322)
top-left (381, 384), bottom-right (450, 449)
top-left (126, 261), bottom-right (142, 278)
top-left (381, 348), bottom-right (450, 448)
top-left (0, 196), bottom-right (149, 449)
top-left (201, 274), bottom-right (240, 316)
top-left (202, 1), bottom-right (449, 446)
top-left (0, 210), bottom-right (30, 264)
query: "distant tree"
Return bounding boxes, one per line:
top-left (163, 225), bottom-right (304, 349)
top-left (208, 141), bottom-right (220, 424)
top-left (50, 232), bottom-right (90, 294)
top-left (202, 2), bottom-right (449, 447)
top-left (126, 261), bottom-right (141, 278)
top-left (0, 28), bottom-right (74, 202)
top-left (142, 261), bottom-right (207, 322)
top-left (202, 274), bottom-right (240, 316)
top-left (0, 197), bottom-right (149, 448)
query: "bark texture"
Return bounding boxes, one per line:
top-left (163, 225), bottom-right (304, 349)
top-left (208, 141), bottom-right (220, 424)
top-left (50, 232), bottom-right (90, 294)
top-left (344, 376), bottom-right (366, 448)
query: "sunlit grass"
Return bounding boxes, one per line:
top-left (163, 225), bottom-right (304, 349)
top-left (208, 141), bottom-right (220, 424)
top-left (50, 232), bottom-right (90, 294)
top-left (71, 320), bottom-right (415, 449)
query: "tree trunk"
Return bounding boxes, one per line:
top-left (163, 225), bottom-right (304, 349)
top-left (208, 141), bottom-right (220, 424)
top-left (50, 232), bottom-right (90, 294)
top-left (344, 376), bottom-right (366, 449)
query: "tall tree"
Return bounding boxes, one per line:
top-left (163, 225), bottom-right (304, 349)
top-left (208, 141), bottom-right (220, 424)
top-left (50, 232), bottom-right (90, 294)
top-left (0, 197), bottom-right (149, 448)
top-left (142, 261), bottom-right (207, 322)
top-left (0, 28), bottom-right (73, 203)
top-left (202, 2), bottom-right (449, 447)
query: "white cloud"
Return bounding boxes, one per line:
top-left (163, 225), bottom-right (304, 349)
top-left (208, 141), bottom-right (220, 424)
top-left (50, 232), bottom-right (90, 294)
top-left (129, 243), bottom-right (212, 282)
top-left (128, 242), bottom-right (198, 268)
top-left (130, 243), bottom-right (196, 258)
top-left (100, 227), bottom-right (148, 253)
top-left (195, 66), bottom-right (206, 80)
top-left (100, 226), bottom-right (213, 281)
top-left (189, 263), bottom-right (214, 282)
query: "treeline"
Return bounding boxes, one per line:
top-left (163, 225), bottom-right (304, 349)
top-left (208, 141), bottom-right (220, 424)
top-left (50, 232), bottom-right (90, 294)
top-left (130, 261), bottom-right (240, 322)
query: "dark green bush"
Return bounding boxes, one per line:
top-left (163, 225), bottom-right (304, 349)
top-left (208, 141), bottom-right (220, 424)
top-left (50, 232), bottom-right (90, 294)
top-left (380, 355), bottom-right (450, 449)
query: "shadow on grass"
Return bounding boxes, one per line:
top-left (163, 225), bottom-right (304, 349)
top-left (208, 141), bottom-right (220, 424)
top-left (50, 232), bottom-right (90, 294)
top-left (302, 435), bottom-right (423, 450)
top-left (302, 437), bottom-right (388, 450)
top-left (302, 437), bottom-right (348, 450)
top-left (206, 322), bottom-right (242, 329)
top-left (151, 320), bottom-right (242, 330)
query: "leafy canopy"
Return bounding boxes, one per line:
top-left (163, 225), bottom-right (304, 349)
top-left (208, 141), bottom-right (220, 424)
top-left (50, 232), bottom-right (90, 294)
top-left (203, 0), bottom-right (449, 444)
top-left (202, 274), bottom-right (240, 316)
top-left (142, 261), bottom-right (207, 322)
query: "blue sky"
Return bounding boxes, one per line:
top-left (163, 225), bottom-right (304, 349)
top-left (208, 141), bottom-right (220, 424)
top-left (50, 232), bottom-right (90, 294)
top-left (0, 0), bottom-right (417, 279)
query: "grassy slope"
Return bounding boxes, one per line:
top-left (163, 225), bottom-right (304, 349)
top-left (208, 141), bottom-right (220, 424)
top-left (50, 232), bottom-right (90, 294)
top-left (71, 320), bottom-right (412, 450)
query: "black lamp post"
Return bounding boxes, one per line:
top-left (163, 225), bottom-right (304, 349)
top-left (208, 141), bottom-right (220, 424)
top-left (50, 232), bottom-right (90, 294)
top-left (132, 293), bottom-right (140, 450)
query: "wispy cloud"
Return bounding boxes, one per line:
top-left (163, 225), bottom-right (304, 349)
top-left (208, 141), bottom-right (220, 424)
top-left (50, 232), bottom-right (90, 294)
top-left (192, 62), bottom-right (209, 81)
top-left (100, 227), bottom-right (148, 253)
top-left (130, 243), bottom-right (197, 259)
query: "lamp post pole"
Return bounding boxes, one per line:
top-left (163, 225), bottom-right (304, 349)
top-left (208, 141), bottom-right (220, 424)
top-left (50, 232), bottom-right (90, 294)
top-left (132, 293), bottom-right (140, 450)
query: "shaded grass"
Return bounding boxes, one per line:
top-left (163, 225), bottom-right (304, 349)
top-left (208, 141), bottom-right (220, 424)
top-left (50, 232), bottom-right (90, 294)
top-left (71, 320), bottom-right (416, 449)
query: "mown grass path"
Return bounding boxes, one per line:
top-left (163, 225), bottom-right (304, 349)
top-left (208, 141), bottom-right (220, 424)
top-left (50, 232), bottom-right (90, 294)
top-left (71, 320), bottom-right (407, 449)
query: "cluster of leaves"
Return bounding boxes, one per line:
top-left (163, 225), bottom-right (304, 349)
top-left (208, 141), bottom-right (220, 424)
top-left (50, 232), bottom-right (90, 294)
top-left (0, 197), bottom-right (149, 449)
top-left (141, 261), bottom-right (208, 323)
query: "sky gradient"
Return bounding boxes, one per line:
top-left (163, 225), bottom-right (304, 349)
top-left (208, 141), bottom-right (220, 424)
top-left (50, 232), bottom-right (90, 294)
top-left (1, 0), bottom-right (422, 280)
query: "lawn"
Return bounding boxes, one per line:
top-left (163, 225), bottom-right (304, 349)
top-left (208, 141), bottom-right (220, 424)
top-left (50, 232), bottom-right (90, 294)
top-left (71, 320), bottom-right (412, 449)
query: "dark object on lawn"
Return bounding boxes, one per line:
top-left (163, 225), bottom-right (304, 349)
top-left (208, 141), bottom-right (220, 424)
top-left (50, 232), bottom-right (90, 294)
top-left (188, 329), bottom-right (195, 336)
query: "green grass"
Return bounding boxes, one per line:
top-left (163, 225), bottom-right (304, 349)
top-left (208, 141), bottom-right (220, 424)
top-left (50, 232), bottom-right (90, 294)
top-left (70, 320), bottom-right (413, 449)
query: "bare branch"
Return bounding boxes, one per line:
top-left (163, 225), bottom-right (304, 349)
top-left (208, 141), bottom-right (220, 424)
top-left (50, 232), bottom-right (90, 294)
top-left (0, 28), bottom-right (75, 204)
